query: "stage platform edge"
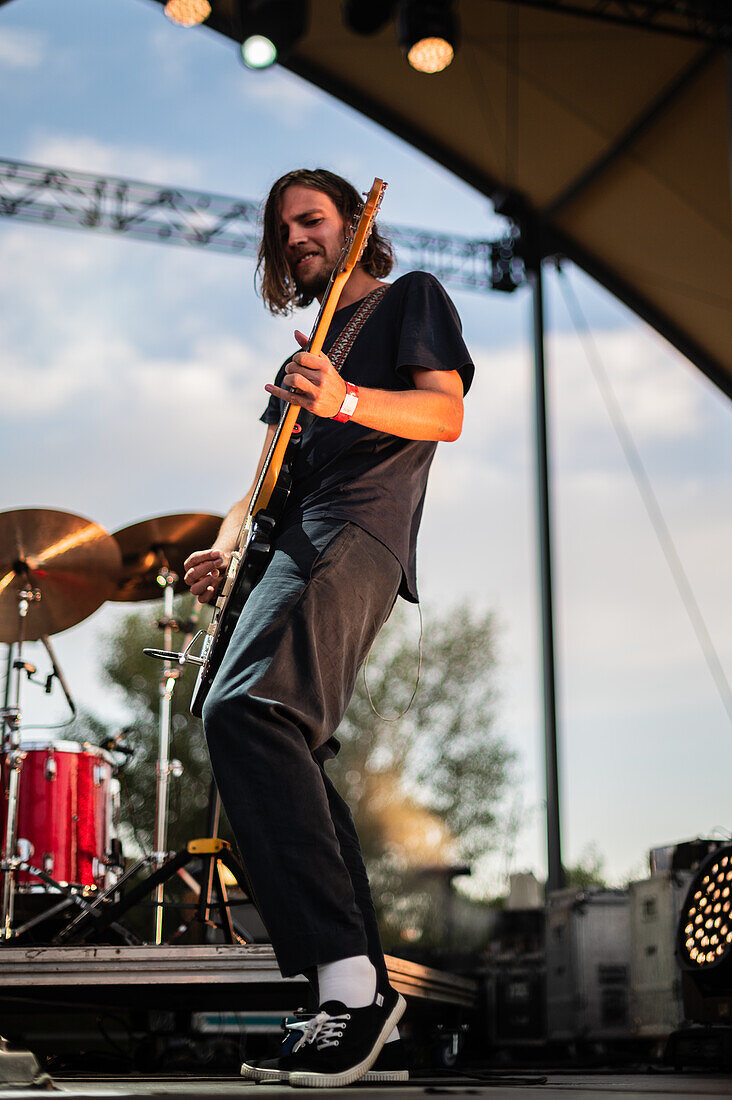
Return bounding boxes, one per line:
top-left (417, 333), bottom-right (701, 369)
top-left (0, 944), bottom-right (478, 1011)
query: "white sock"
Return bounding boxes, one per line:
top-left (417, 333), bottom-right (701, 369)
top-left (317, 955), bottom-right (376, 1009)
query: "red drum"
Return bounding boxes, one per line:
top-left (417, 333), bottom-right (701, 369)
top-left (0, 739), bottom-right (117, 889)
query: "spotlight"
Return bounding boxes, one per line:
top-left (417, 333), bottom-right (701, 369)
top-left (342, 0), bottom-right (396, 36)
top-left (677, 844), bottom-right (732, 989)
top-left (397, 0), bottom-right (458, 74)
top-left (164, 0), bottom-right (211, 27)
top-left (242, 34), bottom-right (278, 68)
top-left (239, 0), bottom-right (309, 69)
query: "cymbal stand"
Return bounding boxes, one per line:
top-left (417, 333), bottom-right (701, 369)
top-left (152, 559), bottom-right (183, 945)
top-left (0, 585), bottom-right (40, 940)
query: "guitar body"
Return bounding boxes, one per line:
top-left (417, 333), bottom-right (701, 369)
top-left (187, 177), bottom-right (387, 720)
top-left (190, 441), bottom-right (298, 718)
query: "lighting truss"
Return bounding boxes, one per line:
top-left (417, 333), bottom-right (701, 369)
top-left (0, 157), bottom-right (523, 293)
top-left (504, 1), bottom-right (731, 44)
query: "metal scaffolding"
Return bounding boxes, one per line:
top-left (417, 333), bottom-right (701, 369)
top-left (0, 157), bottom-right (524, 295)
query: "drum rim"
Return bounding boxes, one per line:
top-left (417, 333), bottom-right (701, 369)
top-left (15, 738), bottom-right (115, 764)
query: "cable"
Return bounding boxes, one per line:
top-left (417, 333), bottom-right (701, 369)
top-left (362, 603), bottom-right (423, 722)
top-left (18, 716), bottom-right (76, 733)
top-left (558, 267), bottom-right (732, 730)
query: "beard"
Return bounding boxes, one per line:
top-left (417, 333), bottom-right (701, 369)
top-left (293, 261), bottom-right (331, 299)
top-left (291, 236), bottom-right (345, 299)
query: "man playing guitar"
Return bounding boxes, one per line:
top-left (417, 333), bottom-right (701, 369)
top-left (184, 169), bottom-right (473, 1087)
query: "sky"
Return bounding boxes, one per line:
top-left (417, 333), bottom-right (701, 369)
top-left (1, 0), bottom-right (730, 895)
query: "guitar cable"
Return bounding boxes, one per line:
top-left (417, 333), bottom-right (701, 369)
top-left (362, 602), bottom-right (423, 723)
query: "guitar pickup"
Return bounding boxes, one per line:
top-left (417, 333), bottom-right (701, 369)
top-left (248, 513), bottom-right (276, 557)
top-left (254, 513), bottom-right (276, 535)
top-left (220, 550), bottom-right (243, 599)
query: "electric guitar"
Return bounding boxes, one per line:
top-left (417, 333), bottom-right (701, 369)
top-left (188, 178), bottom-right (387, 718)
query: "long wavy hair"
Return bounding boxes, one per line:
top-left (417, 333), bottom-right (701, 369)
top-left (257, 168), bottom-right (394, 316)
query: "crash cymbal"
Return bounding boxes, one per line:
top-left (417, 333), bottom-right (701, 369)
top-left (112, 512), bottom-right (223, 602)
top-left (0, 508), bottom-right (122, 643)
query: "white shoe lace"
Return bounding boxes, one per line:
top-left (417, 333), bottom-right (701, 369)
top-left (286, 1009), bottom-right (351, 1051)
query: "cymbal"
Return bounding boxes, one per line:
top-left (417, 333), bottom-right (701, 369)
top-left (0, 508), bottom-right (122, 643)
top-left (112, 512), bottom-right (223, 602)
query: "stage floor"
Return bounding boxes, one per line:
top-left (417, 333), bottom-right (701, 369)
top-left (1, 1071), bottom-right (730, 1098)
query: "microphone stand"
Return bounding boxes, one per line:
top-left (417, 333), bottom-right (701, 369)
top-left (39, 635), bottom-right (76, 717)
top-left (152, 561), bottom-right (182, 945)
top-left (1, 585), bottom-right (40, 939)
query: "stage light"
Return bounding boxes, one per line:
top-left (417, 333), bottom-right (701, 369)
top-left (397, 0), bottom-right (458, 74)
top-left (241, 34), bottom-right (278, 68)
top-left (164, 0), bottom-right (211, 27)
top-left (239, 0), bottom-right (308, 69)
top-left (677, 844), bottom-right (732, 987)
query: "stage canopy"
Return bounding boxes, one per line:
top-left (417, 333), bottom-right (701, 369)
top-left (152, 0), bottom-right (731, 399)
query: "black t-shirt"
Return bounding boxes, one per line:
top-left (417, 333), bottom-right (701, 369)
top-left (260, 271), bottom-right (474, 601)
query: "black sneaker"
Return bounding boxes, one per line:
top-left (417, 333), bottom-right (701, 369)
top-left (288, 986), bottom-right (406, 1088)
top-left (240, 1037), bottom-right (409, 1083)
top-left (240, 1009), bottom-right (312, 1082)
top-left (362, 1038), bottom-right (409, 1082)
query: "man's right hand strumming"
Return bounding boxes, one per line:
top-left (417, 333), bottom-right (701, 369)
top-left (184, 548), bottom-right (231, 603)
top-left (184, 424), bottom-right (277, 604)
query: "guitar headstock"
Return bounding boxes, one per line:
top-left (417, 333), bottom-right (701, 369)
top-left (339, 178), bottom-right (387, 276)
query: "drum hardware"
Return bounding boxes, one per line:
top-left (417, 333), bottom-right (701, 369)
top-left (150, 561), bottom-right (182, 944)
top-left (7, 858), bottom-right (139, 945)
top-left (52, 786), bottom-right (255, 948)
top-left (1, 586), bottom-right (38, 939)
top-left (0, 507), bottom-right (253, 946)
top-left (115, 511), bottom-right (255, 947)
top-left (100, 729), bottom-right (136, 759)
top-left (53, 636), bottom-right (254, 943)
top-left (1, 627), bottom-right (91, 935)
top-left (47, 778), bottom-right (245, 945)
top-left (0, 507), bottom-right (122, 940)
top-left (110, 512), bottom-right (222, 944)
top-left (39, 634), bottom-right (76, 716)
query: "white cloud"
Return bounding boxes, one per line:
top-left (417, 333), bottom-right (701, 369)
top-left (23, 133), bottom-right (202, 188)
top-left (0, 27), bottom-right (44, 69)
top-left (549, 326), bottom-right (704, 442)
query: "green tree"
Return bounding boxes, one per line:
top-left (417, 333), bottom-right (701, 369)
top-left (565, 844), bottom-right (607, 890)
top-left (330, 602), bottom-right (514, 865)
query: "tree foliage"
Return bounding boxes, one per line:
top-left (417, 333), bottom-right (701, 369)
top-left (565, 843), bottom-right (608, 890)
top-left (329, 602), bottom-right (514, 867)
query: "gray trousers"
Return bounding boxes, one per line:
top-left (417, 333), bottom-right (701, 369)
top-left (202, 519), bottom-right (401, 981)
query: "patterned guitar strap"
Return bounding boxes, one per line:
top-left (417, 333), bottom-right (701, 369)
top-left (326, 284), bottom-right (389, 373)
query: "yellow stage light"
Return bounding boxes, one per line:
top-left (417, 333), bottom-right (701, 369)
top-left (164, 0), bottom-right (211, 27)
top-left (398, 0), bottom-right (458, 75)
